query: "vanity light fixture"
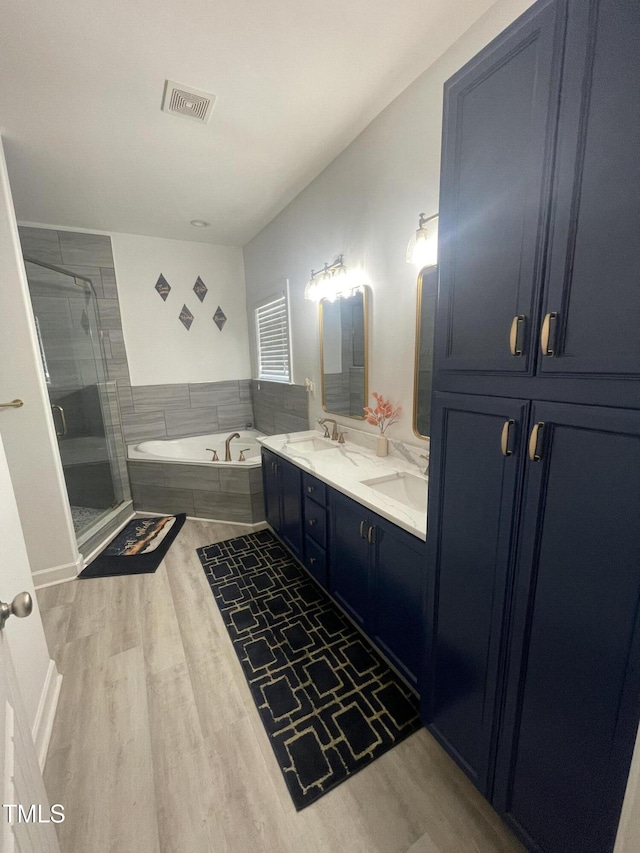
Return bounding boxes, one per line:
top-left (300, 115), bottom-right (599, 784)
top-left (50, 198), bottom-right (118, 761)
top-left (406, 212), bottom-right (438, 267)
top-left (304, 255), bottom-right (359, 302)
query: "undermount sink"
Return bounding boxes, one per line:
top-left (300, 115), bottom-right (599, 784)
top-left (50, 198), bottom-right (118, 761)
top-left (362, 472), bottom-right (427, 513)
top-left (284, 437), bottom-right (338, 454)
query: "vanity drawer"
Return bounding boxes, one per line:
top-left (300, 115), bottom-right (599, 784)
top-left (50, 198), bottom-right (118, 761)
top-left (304, 536), bottom-right (328, 587)
top-left (304, 497), bottom-right (327, 546)
top-left (302, 473), bottom-right (327, 505)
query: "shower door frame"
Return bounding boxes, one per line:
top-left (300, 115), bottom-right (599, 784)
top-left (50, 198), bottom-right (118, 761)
top-left (23, 254), bottom-right (129, 545)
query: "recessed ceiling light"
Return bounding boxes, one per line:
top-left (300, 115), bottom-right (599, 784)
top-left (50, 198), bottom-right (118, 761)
top-left (190, 219), bottom-right (210, 227)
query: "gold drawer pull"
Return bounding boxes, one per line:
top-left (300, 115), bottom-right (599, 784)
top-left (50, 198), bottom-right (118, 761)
top-left (501, 419), bottom-right (515, 457)
top-left (509, 315), bottom-right (525, 356)
top-left (528, 422), bottom-right (545, 462)
top-left (540, 312), bottom-right (558, 356)
top-left (309, 556), bottom-right (317, 565)
top-left (307, 486), bottom-right (313, 493)
top-left (0, 399), bottom-right (24, 409)
top-left (308, 518), bottom-right (317, 527)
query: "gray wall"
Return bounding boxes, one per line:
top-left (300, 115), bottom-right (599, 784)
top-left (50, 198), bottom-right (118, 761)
top-left (242, 0), bottom-right (535, 445)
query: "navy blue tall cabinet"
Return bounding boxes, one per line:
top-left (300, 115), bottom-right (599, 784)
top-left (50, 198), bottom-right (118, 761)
top-left (424, 1), bottom-right (640, 851)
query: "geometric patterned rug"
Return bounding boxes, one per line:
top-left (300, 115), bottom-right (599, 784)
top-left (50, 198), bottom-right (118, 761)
top-left (197, 529), bottom-right (421, 809)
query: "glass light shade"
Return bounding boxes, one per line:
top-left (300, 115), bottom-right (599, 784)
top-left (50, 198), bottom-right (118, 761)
top-left (304, 277), bottom-right (319, 301)
top-left (332, 264), bottom-right (349, 297)
top-left (407, 214), bottom-right (439, 267)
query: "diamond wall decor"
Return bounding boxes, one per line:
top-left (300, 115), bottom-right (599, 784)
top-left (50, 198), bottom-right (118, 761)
top-left (193, 276), bottom-right (208, 302)
top-left (155, 273), bottom-right (171, 301)
top-left (213, 306), bottom-right (227, 331)
top-left (179, 304), bottom-right (194, 330)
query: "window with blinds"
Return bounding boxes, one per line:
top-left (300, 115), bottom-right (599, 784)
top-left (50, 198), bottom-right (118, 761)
top-left (255, 293), bottom-right (291, 383)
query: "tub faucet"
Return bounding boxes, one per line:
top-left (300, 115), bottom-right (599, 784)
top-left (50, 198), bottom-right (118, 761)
top-left (319, 418), bottom-right (339, 440)
top-left (224, 432), bottom-right (241, 462)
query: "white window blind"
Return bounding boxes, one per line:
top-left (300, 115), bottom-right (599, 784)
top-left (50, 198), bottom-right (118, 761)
top-left (255, 293), bottom-right (291, 383)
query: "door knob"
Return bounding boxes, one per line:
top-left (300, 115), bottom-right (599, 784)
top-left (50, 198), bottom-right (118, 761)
top-left (0, 592), bottom-right (33, 630)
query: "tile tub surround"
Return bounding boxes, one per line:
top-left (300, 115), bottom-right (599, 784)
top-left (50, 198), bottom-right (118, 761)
top-left (127, 457), bottom-right (264, 524)
top-left (251, 380), bottom-right (309, 435)
top-left (121, 380), bottom-right (254, 443)
top-left (259, 429), bottom-right (429, 540)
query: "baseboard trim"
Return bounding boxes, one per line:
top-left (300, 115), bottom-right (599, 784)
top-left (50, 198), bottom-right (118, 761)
top-left (32, 556), bottom-right (83, 589)
top-left (32, 659), bottom-right (62, 771)
top-left (137, 511), bottom-right (268, 532)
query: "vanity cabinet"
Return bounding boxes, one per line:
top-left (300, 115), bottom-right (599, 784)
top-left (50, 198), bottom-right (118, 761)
top-left (302, 472), bottom-right (329, 588)
top-left (328, 490), bottom-right (371, 629)
top-left (427, 1), bottom-right (640, 850)
top-left (262, 447), bottom-right (425, 690)
top-left (330, 490), bottom-right (424, 688)
top-left (261, 448), bottom-right (303, 560)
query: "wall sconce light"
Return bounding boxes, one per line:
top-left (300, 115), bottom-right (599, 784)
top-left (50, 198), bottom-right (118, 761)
top-left (304, 255), bottom-right (359, 302)
top-left (407, 213), bottom-right (439, 267)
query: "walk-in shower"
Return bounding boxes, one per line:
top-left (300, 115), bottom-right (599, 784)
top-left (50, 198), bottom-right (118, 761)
top-left (23, 256), bottom-right (129, 547)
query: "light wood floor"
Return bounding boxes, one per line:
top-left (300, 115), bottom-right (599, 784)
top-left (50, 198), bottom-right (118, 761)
top-left (37, 519), bottom-right (524, 853)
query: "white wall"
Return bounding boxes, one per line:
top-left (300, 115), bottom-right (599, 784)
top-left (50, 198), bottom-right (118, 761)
top-left (0, 137), bottom-right (80, 580)
top-left (243, 0), bottom-right (536, 446)
top-left (112, 233), bottom-right (250, 386)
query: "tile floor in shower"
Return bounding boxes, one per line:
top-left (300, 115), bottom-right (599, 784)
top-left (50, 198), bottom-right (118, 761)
top-left (70, 505), bottom-right (107, 535)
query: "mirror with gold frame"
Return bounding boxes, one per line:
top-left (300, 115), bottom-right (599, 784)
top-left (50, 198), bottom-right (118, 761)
top-left (413, 266), bottom-right (438, 438)
top-left (320, 288), bottom-right (369, 419)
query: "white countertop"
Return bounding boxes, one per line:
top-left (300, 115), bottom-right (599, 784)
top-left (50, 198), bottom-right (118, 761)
top-left (258, 430), bottom-right (428, 541)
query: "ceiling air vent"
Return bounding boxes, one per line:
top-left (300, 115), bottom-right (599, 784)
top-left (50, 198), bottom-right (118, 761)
top-left (161, 80), bottom-right (216, 123)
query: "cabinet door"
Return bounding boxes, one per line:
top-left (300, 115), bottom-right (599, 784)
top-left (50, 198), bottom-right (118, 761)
top-left (423, 393), bottom-right (529, 795)
top-left (371, 514), bottom-right (425, 689)
top-left (329, 491), bottom-right (371, 630)
top-left (436, 0), bottom-right (565, 377)
top-left (261, 448), bottom-right (281, 533)
top-left (494, 403), bottom-right (640, 853)
top-left (538, 0), bottom-right (640, 381)
top-left (278, 456), bottom-right (303, 560)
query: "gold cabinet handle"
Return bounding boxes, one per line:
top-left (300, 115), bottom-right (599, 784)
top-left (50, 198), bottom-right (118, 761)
top-left (308, 518), bottom-right (317, 527)
top-left (359, 520), bottom-right (366, 539)
top-left (309, 556), bottom-right (317, 565)
top-left (540, 312), bottom-right (558, 356)
top-left (0, 399), bottom-right (24, 409)
top-left (528, 422), bottom-right (545, 462)
top-left (367, 526), bottom-right (376, 544)
top-left (501, 419), bottom-right (515, 457)
top-left (509, 315), bottom-right (525, 356)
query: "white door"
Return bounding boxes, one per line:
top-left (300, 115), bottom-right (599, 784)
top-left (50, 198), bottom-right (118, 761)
top-left (0, 434), bottom-right (61, 853)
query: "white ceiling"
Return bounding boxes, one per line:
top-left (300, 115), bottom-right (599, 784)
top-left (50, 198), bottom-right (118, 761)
top-left (0, 0), bottom-right (495, 246)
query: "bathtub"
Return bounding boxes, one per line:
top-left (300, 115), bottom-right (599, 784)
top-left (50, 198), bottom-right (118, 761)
top-left (128, 430), bottom-right (263, 466)
top-left (127, 430), bottom-right (266, 524)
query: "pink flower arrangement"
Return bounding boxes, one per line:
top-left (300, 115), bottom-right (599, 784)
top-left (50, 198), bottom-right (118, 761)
top-left (364, 392), bottom-right (402, 434)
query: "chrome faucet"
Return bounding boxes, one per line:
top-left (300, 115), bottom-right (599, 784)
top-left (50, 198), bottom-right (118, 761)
top-left (319, 418), bottom-right (339, 441)
top-left (224, 432), bottom-right (241, 461)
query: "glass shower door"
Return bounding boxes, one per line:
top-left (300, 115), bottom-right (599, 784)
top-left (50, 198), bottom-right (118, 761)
top-left (24, 260), bottom-right (122, 539)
